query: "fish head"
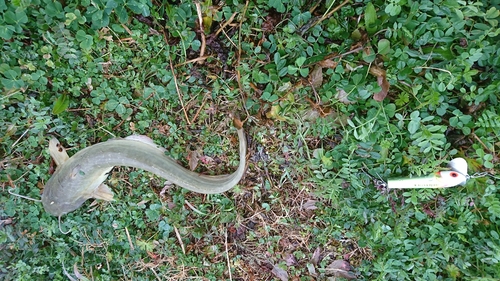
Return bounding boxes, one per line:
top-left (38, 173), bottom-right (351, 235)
top-left (41, 162), bottom-right (113, 217)
top-left (42, 194), bottom-right (89, 217)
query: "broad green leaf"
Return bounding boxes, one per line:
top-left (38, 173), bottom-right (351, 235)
top-left (269, 0), bottom-right (285, 13)
top-left (1, 77), bottom-right (24, 89)
top-left (385, 3), bottom-right (401, 16)
top-left (116, 104), bottom-right (127, 115)
top-left (92, 9), bottom-right (103, 21)
top-left (105, 0), bottom-right (118, 13)
top-left (295, 57), bottom-right (306, 67)
top-left (287, 65), bottom-right (298, 75)
top-left (362, 46), bottom-right (376, 63)
top-left (252, 69), bottom-right (269, 83)
top-left (0, 0), bottom-right (8, 11)
top-left (128, 0), bottom-right (150, 16)
top-left (365, 2), bottom-right (378, 34)
top-left (299, 67), bottom-right (309, 77)
top-left (52, 94), bottom-right (70, 114)
top-left (0, 25), bottom-right (14, 39)
top-left (65, 12), bottom-right (77, 25)
top-left (80, 35), bottom-right (93, 50)
top-left (377, 39), bottom-right (391, 55)
top-left (115, 5), bottom-right (128, 23)
top-left (408, 119), bottom-right (420, 134)
top-left (106, 99), bottom-right (119, 110)
top-left (75, 30), bottom-right (87, 41)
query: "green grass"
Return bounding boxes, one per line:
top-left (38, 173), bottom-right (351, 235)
top-left (1, 0), bottom-right (500, 280)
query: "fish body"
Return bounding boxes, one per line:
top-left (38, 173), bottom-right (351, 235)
top-left (41, 128), bottom-right (246, 217)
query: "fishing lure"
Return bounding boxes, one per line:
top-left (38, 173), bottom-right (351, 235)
top-left (387, 157), bottom-right (469, 189)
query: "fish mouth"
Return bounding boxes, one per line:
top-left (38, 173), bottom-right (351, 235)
top-left (42, 196), bottom-right (88, 217)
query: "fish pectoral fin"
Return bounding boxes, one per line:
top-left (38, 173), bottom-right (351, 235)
top-left (49, 138), bottom-right (70, 167)
top-left (92, 183), bottom-right (114, 201)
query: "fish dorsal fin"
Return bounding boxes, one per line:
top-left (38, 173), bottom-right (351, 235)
top-left (49, 138), bottom-right (70, 167)
top-left (124, 135), bottom-right (165, 151)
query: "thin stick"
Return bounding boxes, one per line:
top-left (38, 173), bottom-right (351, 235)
top-left (307, 0), bottom-right (351, 32)
top-left (174, 226), bottom-right (186, 254)
top-left (150, 268), bottom-right (161, 281)
top-left (304, 46), bottom-right (364, 68)
top-left (175, 56), bottom-right (210, 67)
top-left (194, 2), bottom-right (206, 63)
top-left (237, 1), bottom-right (251, 122)
top-left (215, 12), bottom-right (238, 37)
top-left (125, 227), bottom-right (135, 251)
top-left (62, 261), bottom-right (78, 281)
top-left (472, 133), bottom-right (494, 154)
top-left (225, 228), bottom-right (233, 281)
top-left (185, 199), bottom-right (207, 215)
top-left (189, 95), bottom-right (208, 124)
top-left (11, 128), bottom-right (29, 148)
top-left (168, 60), bottom-right (191, 125)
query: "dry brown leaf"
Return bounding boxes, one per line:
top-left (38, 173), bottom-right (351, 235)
top-left (309, 65), bottom-right (323, 89)
top-left (336, 89), bottom-right (356, 104)
top-left (369, 65), bottom-right (386, 77)
top-left (160, 184), bottom-right (172, 199)
top-left (318, 59), bottom-right (338, 69)
top-left (271, 264), bottom-right (289, 281)
top-left (363, 46), bottom-right (373, 56)
top-left (266, 105), bottom-right (286, 121)
top-left (307, 263), bottom-right (317, 276)
top-left (370, 65), bottom-right (390, 102)
top-left (303, 199), bottom-right (318, 211)
top-left (302, 109), bottom-right (321, 121)
top-left (285, 254), bottom-right (298, 266)
top-left (373, 75), bottom-right (390, 101)
top-left (311, 247), bottom-right (321, 265)
top-left (0, 218), bottom-right (13, 226)
top-left (326, 260), bottom-right (357, 280)
top-left (187, 150), bottom-right (201, 171)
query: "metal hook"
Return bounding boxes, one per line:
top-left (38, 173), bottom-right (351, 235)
top-left (374, 179), bottom-right (387, 189)
top-left (361, 165), bottom-right (388, 189)
top-left (58, 215), bottom-right (71, 234)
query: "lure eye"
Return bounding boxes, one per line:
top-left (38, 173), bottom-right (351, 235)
top-left (450, 172), bottom-right (459, 178)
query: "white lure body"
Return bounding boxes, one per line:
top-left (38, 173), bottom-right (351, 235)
top-left (387, 158), bottom-right (469, 189)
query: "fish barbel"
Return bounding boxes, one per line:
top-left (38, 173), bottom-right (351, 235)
top-left (41, 127), bottom-right (246, 217)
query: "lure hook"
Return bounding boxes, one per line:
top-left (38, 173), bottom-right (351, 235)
top-left (8, 188), bottom-right (42, 202)
top-left (361, 166), bottom-right (387, 190)
top-left (58, 215), bottom-right (71, 234)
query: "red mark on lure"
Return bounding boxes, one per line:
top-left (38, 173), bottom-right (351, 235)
top-left (438, 171), bottom-right (460, 178)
